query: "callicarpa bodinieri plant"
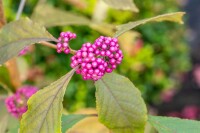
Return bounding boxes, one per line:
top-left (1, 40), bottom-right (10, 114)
top-left (0, 0), bottom-right (200, 133)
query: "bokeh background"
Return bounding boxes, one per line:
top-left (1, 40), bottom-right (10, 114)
top-left (1, 0), bottom-right (200, 130)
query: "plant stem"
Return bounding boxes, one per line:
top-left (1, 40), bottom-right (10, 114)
top-left (69, 48), bottom-right (77, 55)
top-left (16, 0), bottom-right (26, 20)
top-left (39, 41), bottom-right (77, 55)
top-left (40, 41), bottom-right (57, 49)
top-left (92, 0), bottom-right (108, 23)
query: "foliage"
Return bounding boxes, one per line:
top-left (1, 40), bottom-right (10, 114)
top-left (20, 68), bottom-right (76, 133)
top-left (106, 0), bottom-right (191, 103)
top-left (148, 115), bottom-right (200, 133)
top-left (114, 12), bottom-right (185, 37)
top-left (61, 114), bottom-right (91, 132)
top-left (0, 18), bottom-right (55, 64)
top-left (31, 4), bottom-right (91, 27)
top-left (95, 73), bottom-right (147, 132)
top-left (102, 0), bottom-right (139, 12)
top-left (0, 0), bottom-right (194, 133)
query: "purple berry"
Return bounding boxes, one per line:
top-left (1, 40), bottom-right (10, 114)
top-left (56, 31), bottom-right (77, 54)
top-left (92, 62), bottom-right (98, 68)
top-left (82, 52), bottom-right (88, 58)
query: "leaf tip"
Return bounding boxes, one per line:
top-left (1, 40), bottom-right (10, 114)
top-left (179, 12), bottom-right (186, 24)
top-left (132, 7), bottom-right (139, 13)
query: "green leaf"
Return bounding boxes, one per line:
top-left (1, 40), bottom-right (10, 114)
top-left (0, 114), bottom-right (19, 133)
top-left (148, 115), bottom-right (200, 133)
top-left (0, 98), bottom-right (19, 133)
top-left (102, 0), bottom-right (138, 12)
top-left (20, 68), bottom-right (76, 133)
top-left (0, 17), bottom-right (56, 64)
top-left (114, 12), bottom-right (185, 37)
top-left (7, 117), bottom-right (19, 133)
top-left (0, 114), bottom-right (8, 133)
top-left (95, 73), bottom-right (147, 133)
top-left (62, 114), bottom-right (91, 132)
top-left (0, 99), bottom-right (8, 133)
top-left (31, 4), bottom-right (91, 27)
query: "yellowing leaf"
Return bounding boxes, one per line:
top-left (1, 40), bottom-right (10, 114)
top-left (68, 108), bottom-right (109, 133)
top-left (114, 12), bottom-right (185, 37)
top-left (32, 4), bottom-right (91, 27)
top-left (20, 68), bottom-right (76, 133)
top-left (0, 18), bottom-right (56, 64)
top-left (118, 31), bottom-right (140, 55)
top-left (95, 73), bottom-right (147, 133)
top-left (89, 23), bottom-right (116, 37)
top-left (102, 0), bottom-right (139, 12)
top-left (62, 114), bottom-right (92, 132)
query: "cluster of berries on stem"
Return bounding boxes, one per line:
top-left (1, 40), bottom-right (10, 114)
top-left (56, 31), bottom-right (76, 54)
top-left (70, 36), bottom-right (123, 80)
top-left (56, 32), bottom-right (123, 81)
top-left (5, 86), bottom-right (38, 118)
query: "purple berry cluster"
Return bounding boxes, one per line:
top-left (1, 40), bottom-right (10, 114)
top-left (56, 31), bottom-right (76, 54)
top-left (5, 86), bottom-right (38, 118)
top-left (70, 36), bottom-right (123, 81)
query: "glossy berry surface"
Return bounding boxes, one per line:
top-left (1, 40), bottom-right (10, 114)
top-left (70, 36), bottom-right (123, 81)
top-left (56, 31), bottom-right (76, 54)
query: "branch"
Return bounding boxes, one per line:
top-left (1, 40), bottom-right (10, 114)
top-left (39, 41), bottom-right (77, 55)
top-left (40, 41), bottom-right (56, 49)
top-left (16, 0), bottom-right (26, 20)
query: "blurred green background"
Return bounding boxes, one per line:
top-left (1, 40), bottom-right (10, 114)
top-left (0, 0), bottom-right (190, 113)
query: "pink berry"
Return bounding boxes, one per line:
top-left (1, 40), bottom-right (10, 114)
top-left (106, 68), bottom-right (112, 73)
top-left (88, 53), bottom-right (94, 58)
top-left (110, 47), bottom-right (116, 52)
top-left (88, 47), bottom-right (94, 52)
top-left (92, 62), bottom-right (98, 68)
top-left (56, 31), bottom-right (77, 54)
top-left (82, 46), bottom-right (88, 52)
top-left (64, 49), bottom-right (70, 54)
top-left (82, 52), bottom-right (88, 58)
top-left (86, 63), bottom-right (92, 69)
top-left (57, 49), bottom-right (62, 53)
top-left (106, 51), bottom-right (111, 56)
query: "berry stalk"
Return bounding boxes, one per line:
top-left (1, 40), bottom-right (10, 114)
top-left (40, 41), bottom-right (77, 55)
